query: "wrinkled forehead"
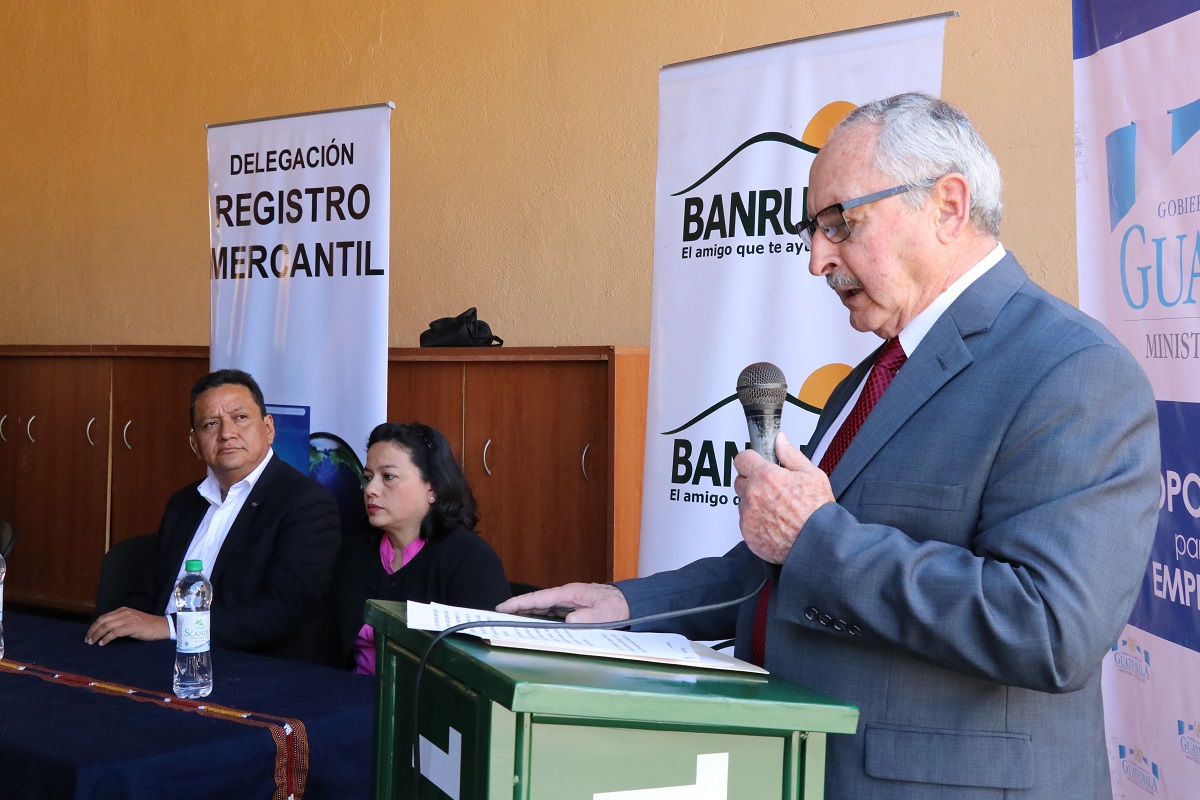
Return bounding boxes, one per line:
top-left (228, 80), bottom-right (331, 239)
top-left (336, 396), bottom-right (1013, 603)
top-left (193, 384), bottom-right (258, 423)
top-left (807, 123), bottom-right (882, 213)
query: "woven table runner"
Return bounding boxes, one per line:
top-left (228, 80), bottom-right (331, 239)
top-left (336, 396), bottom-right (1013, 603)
top-left (0, 659), bottom-right (309, 800)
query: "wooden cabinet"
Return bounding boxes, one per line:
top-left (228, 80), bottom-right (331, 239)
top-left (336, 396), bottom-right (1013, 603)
top-left (386, 360), bottom-right (464, 462)
top-left (387, 347), bottom-right (648, 588)
top-left (0, 359), bottom-right (21, 529)
top-left (109, 356), bottom-right (210, 543)
top-left (0, 357), bottom-right (110, 610)
top-left (0, 346), bottom-right (645, 613)
top-left (0, 347), bottom-right (207, 613)
top-left (463, 360), bottom-right (608, 587)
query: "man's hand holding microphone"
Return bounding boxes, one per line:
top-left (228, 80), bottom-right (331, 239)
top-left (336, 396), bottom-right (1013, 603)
top-left (497, 361), bottom-right (830, 616)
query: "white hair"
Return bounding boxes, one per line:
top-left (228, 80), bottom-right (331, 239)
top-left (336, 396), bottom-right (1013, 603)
top-left (835, 92), bottom-right (1003, 237)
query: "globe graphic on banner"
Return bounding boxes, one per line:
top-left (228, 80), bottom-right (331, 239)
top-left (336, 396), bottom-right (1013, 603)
top-left (309, 432), bottom-right (368, 537)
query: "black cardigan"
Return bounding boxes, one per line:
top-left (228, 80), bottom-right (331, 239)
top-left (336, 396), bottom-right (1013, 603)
top-left (319, 525), bottom-right (511, 669)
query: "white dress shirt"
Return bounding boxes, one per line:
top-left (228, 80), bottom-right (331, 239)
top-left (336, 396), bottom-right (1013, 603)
top-left (162, 449), bottom-right (275, 633)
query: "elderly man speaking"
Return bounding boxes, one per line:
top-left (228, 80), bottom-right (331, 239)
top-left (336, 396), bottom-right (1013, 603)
top-left (500, 93), bottom-right (1160, 799)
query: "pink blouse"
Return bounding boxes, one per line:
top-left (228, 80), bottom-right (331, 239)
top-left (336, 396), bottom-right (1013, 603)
top-left (352, 535), bottom-right (425, 676)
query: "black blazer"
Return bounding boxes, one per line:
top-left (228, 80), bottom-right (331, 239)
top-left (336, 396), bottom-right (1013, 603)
top-left (319, 525), bottom-right (511, 669)
top-left (124, 454), bottom-right (341, 659)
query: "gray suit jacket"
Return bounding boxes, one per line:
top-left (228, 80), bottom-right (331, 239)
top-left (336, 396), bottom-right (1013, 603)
top-left (619, 254), bottom-right (1160, 799)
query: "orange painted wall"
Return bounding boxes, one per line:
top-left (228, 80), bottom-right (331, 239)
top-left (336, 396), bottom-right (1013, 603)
top-left (0, 1), bottom-right (1074, 347)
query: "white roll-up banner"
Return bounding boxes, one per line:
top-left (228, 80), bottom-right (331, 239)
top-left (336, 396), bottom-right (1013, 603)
top-left (206, 103), bottom-right (392, 535)
top-left (1074, 3), bottom-right (1200, 796)
top-left (640, 19), bottom-right (949, 575)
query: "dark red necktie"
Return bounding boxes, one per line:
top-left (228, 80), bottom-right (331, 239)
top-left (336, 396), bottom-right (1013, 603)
top-left (750, 338), bottom-right (907, 666)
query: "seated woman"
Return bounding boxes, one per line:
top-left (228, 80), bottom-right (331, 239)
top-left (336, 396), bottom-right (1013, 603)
top-left (322, 422), bottom-right (511, 674)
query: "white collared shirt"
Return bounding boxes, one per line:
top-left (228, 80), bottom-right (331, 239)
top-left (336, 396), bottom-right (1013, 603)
top-left (162, 448), bottom-right (275, 626)
top-left (809, 244), bottom-right (1006, 467)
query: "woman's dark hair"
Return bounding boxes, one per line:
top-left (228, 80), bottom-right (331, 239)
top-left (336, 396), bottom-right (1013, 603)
top-left (366, 422), bottom-right (478, 540)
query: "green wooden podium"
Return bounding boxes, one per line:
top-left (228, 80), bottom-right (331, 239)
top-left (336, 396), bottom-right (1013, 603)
top-left (365, 600), bottom-right (858, 800)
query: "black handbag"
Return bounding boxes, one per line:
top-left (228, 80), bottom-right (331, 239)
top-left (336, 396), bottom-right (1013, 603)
top-left (419, 307), bottom-right (503, 347)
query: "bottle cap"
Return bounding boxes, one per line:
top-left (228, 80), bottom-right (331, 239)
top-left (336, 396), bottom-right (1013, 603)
top-left (185, 559), bottom-right (204, 572)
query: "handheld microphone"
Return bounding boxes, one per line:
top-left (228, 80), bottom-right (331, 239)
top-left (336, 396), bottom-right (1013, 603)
top-left (736, 362), bottom-right (787, 463)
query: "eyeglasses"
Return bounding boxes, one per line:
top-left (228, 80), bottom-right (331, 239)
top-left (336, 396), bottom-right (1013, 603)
top-left (797, 184), bottom-right (914, 247)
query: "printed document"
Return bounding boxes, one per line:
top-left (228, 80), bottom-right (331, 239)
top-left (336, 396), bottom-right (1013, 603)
top-left (406, 601), bottom-right (767, 675)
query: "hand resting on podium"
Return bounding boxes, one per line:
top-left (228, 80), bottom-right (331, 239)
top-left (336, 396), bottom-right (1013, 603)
top-left (496, 582), bottom-right (630, 624)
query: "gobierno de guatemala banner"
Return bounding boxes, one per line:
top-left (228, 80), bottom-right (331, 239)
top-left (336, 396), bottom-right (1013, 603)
top-left (1074, 2), bottom-right (1200, 796)
top-left (640, 16), bottom-right (951, 575)
top-left (206, 103), bottom-right (392, 534)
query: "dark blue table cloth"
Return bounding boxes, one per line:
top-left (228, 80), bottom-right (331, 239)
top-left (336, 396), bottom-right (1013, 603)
top-left (0, 612), bottom-right (373, 800)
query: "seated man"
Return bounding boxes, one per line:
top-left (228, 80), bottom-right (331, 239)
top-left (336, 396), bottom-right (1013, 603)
top-left (86, 369), bottom-right (341, 659)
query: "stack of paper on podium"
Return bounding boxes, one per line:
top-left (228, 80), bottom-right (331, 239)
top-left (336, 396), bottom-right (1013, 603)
top-left (406, 601), bottom-right (767, 675)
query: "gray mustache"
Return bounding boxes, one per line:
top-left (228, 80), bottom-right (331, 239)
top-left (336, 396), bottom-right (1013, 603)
top-left (826, 272), bottom-right (863, 291)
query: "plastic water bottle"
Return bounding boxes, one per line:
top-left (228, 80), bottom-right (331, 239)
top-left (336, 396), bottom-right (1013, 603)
top-left (0, 550), bottom-right (6, 660)
top-left (173, 559), bottom-right (213, 698)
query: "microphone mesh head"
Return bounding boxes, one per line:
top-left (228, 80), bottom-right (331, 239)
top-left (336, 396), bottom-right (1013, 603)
top-left (736, 362), bottom-right (788, 406)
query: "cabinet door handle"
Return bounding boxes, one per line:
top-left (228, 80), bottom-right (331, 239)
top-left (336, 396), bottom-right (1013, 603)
top-left (581, 443), bottom-right (591, 482)
top-left (0, 414), bottom-right (6, 442)
top-left (26, 415), bottom-right (36, 444)
top-left (86, 416), bottom-right (96, 446)
top-left (123, 420), bottom-right (133, 450)
top-left (482, 438), bottom-right (492, 476)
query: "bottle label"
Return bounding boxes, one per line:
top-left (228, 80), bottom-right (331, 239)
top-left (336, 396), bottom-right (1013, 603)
top-left (176, 611), bottom-right (211, 653)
